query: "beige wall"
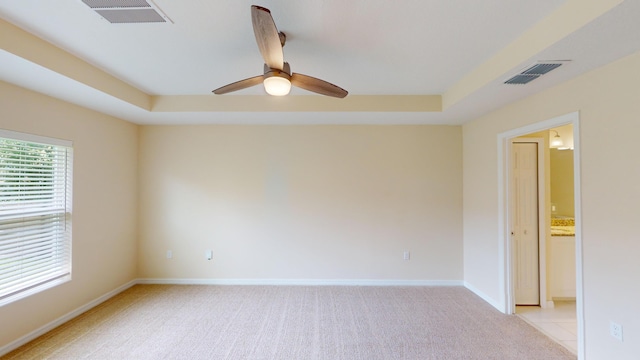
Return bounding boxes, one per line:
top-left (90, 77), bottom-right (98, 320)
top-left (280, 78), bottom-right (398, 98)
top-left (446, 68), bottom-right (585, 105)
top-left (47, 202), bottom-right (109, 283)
top-left (463, 51), bottom-right (640, 359)
top-left (138, 125), bottom-right (463, 282)
top-left (0, 81), bottom-right (138, 347)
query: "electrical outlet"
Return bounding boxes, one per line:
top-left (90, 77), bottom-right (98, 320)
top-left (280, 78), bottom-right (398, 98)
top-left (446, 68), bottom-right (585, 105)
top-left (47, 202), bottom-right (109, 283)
top-left (166, 250), bottom-right (172, 259)
top-left (610, 321), bottom-right (623, 342)
top-left (205, 250), bottom-right (213, 260)
top-left (403, 251), bottom-right (410, 261)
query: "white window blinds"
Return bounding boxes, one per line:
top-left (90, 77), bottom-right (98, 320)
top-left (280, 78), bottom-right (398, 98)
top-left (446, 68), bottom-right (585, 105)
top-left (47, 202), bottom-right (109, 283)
top-left (0, 130), bottom-right (72, 305)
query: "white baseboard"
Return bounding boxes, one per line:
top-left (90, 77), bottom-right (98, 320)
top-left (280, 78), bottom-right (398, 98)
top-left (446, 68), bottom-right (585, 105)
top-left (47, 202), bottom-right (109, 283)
top-left (138, 278), bottom-right (464, 286)
top-left (463, 281), bottom-right (502, 312)
top-left (0, 280), bottom-right (137, 357)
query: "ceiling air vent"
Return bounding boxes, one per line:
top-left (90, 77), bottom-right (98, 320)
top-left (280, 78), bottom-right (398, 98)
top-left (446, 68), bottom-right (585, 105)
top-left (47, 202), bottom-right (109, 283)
top-left (504, 61), bottom-right (569, 85)
top-left (504, 74), bottom-right (539, 85)
top-left (82, 0), bottom-right (172, 24)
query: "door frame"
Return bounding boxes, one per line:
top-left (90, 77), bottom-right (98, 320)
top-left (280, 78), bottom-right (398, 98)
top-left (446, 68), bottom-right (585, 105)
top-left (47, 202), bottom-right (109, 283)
top-left (497, 111), bottom-right (584, 359)
top-left (510, 138), bottom-right (546, 307)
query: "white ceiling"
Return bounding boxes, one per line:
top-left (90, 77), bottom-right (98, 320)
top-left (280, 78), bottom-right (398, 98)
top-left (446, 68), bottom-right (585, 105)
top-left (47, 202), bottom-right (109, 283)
top-left (0, 0), bottom-right (638, 125)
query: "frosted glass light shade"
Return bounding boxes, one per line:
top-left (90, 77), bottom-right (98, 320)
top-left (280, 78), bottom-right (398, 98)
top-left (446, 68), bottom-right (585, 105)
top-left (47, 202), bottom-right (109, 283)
top-left (263, 76), bottom-right (291, 96)
top-left (550, 131), bottom-right (564, 148)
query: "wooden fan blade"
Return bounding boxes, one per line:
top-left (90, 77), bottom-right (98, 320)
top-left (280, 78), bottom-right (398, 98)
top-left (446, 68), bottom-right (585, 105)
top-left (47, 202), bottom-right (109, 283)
top-left (251, 5), bottom-right (284, 71)
top-left (212, 75), bottom-right (263, 95)
top-left (291, 73), bottom-right (348, 98)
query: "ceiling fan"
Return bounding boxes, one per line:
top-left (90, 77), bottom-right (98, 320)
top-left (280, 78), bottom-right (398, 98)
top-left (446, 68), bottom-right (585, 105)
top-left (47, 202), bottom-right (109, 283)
top-left (212, 5), bottom-right (348, 98)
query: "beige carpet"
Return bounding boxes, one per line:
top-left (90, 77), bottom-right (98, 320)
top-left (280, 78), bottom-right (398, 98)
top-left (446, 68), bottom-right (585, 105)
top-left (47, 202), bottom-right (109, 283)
top-left (3, 285), bottom-right (576, 360)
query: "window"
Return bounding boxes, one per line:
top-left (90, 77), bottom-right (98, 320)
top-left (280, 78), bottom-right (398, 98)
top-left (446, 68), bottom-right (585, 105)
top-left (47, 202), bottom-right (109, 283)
top-left (0, 130), bottom-right (72, 306)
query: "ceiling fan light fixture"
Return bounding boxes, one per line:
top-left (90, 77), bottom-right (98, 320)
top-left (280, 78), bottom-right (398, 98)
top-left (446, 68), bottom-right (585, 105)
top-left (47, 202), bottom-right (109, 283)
top-left (211, 6), bottom-right (347, 98)
top-left (263, 72), bottom-right (291, 96)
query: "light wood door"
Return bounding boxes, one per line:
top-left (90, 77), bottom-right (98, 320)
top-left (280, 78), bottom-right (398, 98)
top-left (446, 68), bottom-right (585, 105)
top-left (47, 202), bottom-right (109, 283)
top-left (512, 142), bottom-right (540, 305)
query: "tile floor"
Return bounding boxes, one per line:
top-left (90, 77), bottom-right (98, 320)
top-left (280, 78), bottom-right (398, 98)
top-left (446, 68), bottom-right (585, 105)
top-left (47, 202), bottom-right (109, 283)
top-left (516, 301), bottom-right (577, 354)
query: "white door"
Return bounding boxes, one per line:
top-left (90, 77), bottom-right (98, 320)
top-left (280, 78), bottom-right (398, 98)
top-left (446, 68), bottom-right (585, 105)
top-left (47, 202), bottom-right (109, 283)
top-left (512, 142), bottom-right (540, 305)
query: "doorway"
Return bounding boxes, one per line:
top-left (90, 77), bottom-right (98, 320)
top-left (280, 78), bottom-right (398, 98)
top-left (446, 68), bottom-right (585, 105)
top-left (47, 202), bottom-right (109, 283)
top-left (497, 112), bottom-right (584, 359)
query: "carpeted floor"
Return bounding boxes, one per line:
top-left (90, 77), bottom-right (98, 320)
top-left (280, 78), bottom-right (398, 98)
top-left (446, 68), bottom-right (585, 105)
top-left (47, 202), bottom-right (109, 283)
top-left (3, 285), bottom-right (576, 359)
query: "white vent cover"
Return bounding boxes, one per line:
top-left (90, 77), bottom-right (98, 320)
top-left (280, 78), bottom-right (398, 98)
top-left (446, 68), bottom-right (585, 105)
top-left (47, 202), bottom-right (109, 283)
top-left (504, 61), bottom-right (569, 85)
top-left (82, 0), bottom-right (171, 23)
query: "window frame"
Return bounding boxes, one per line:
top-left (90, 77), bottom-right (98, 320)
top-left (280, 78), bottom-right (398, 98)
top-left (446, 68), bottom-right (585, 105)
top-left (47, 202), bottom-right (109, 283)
top-left (0, 129), bottom-right (73, 306)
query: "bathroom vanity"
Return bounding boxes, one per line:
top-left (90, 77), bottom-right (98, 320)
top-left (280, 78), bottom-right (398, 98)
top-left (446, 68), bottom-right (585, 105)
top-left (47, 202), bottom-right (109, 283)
top-left (549, 218), bottom-right (576, 299)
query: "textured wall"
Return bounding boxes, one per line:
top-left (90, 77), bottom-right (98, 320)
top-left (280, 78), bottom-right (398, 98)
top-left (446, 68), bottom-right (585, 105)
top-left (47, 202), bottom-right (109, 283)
top-left (0, 81), bottom-right (138, 348)
top-left (138, 125), bottom-right (463, 282)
